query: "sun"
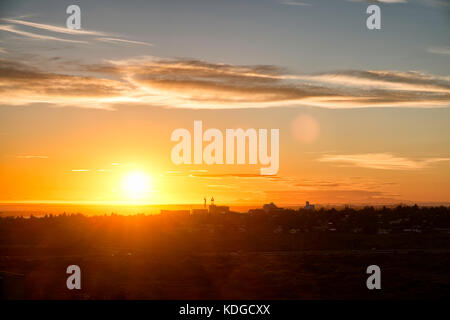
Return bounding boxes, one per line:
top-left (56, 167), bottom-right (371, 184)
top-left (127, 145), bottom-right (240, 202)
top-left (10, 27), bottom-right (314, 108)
top-left (122, 171), bottom-right (151, 200)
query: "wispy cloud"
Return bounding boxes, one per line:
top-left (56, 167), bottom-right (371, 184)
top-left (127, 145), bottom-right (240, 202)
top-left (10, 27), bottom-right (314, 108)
top-left (264, 188), bottom-right (402, 204)
top-left (98, 57), bottom-right (450, 109)
top-left (0, 25), bottom-right (87, 43)
top-left (0, 59), bottom-right (131, 108)
top-left (299, 70), bottom-right (450, 93)
top-left (293, 177), bottom-right (397, 190)
top-left (191, 173), bottom-right (273, 178)
top-left (16, 155), bottom-right (48, 159)
top-left (0, 56), bottom-right (449, 109)
top-left (427, 46), bottom-right (450, 56)
top-left (348, 0), bottom-right (450, 6)
top-left (2, 18), bottom-right (106, 36)
top-left (318, 153), bottom-right (450, 170)
top-left (0, 40), bottom-right (6, 54)
top-left (1, 18), bottom-right (154, 48)
top-left (282, 1), bottom-right (312, 6)
top-left (206, 184), bottom-right (234, 189)
top-left (71, 169), bottom-right (89, 172)
top-left (347, 0), bottom-right (407, 3)
top-left (97, 37), bottom-right (153, 46)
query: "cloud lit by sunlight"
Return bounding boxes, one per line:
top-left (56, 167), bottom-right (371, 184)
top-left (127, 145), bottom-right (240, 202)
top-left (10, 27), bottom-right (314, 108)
top-left (1, 57), bottom-right (449, 110)
top-left (318, 153), bottom-right (450, 170)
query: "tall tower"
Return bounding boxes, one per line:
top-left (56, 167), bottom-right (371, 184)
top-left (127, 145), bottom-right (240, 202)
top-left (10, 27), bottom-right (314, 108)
top-left (211, 197), bottom-right (214, 206)
top-left (203, 197), bottom-right (206, 209)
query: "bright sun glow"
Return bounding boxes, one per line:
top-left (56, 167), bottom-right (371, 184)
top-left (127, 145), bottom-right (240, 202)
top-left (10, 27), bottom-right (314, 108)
top-left (122, 171), bottom-right (151, 200)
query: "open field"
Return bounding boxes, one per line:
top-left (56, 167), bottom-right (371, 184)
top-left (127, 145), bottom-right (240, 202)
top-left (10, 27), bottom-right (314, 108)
top-left (1, 206), bottom-right (449, 299)
top-left (1, 248), bottom-right (449, 299)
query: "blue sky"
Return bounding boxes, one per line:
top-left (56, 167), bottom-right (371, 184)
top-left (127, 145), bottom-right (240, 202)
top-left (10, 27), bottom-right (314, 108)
top-left (1, 0), bottom-right (449, 74)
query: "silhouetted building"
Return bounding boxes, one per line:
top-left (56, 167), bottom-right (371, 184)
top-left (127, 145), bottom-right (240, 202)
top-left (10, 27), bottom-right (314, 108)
top-left (262, 202), bottom-right (285, 214)
top-left (304, 201), bottom-right (315, 211)
top-left (209, 204), bottom-right (230, 214)
top-left (191, 208), bottom-right (208, 215)
top-left (208, 197), bottom-right (229, 214)
top-left (263, 202), bottom-right (278, 213)
top-left (160, 210), bottom-right (190, 217)
top-left (248, 208), bottom-right (265, 214)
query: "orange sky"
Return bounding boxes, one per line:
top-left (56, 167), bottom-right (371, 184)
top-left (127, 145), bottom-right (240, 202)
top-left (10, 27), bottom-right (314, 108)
top-left (1, 105), bottom-right (449, 206)
top-left (0, 1), bottom-right (449, 207)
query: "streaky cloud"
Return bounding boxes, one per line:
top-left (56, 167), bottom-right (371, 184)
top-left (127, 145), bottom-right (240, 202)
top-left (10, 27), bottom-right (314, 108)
top-left (2, 18), bottom-right (107, 36)
top-left (318, 153), bottom-right (450, 170)
top-left (97, 37), bottom-right (154, 47)
top-left (0, 24), bottom-right (87, 43)
top-left (0, 56), bottom-right (449, 109)
top-left (16, 155), bottom-right (48, 159)
top-left (427, 46), bottom-right (450, 56)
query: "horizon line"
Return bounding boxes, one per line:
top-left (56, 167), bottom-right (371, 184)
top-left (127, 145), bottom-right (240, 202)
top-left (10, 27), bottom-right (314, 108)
top-left (0, 200), bottom-right (449, 207)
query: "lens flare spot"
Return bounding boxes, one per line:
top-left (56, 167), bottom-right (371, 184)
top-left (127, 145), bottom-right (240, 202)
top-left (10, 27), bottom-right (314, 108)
top-left (291, 114), bottom-right (320, 143)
